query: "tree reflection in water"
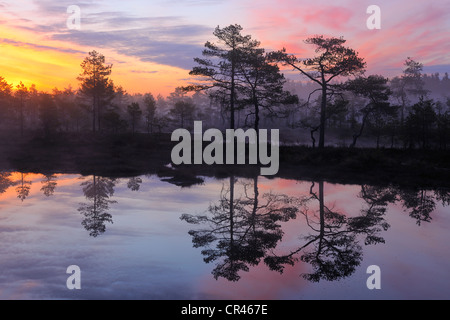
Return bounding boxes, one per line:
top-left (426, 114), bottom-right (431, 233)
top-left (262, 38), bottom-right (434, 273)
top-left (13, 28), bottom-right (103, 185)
top-left (78, 176), bottom-right (117, 237)
top-left (15, 173), bottom-right (32, 202)
top-left (127, 177), bottom-right (143, 191)
top-left (0, 170), bottom-right (447, 277)
top-left (181, 176), bottom-right (301, 282)
top-left (0, 172), bottom-right (13, 194)
top-left (182, 178), bottom-right (412, 283)
top-left (398, 188), bottom-right (436, 226)
top-left (265, 182), bottom-right (392, 282)
top-left (363, 185), bottom-right (449, 226)
top-left (41, 174), bottom-right (58, 197)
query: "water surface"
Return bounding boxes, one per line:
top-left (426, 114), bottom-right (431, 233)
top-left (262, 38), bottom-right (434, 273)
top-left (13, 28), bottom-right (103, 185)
top-left (0, 172), bottom-right (448, 300)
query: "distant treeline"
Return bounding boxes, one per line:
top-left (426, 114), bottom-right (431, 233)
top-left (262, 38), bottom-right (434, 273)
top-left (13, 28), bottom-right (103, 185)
top-left (0, 25), bottom-right (449, 150)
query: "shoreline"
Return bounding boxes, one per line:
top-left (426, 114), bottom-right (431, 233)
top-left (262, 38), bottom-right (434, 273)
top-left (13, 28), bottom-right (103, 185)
top-left (1, 133), bottom-right (449, 188)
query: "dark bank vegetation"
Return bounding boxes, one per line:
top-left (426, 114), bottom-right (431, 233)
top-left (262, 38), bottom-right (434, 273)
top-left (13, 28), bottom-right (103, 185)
top-left (1, 132), bottom-right (449, 189)
top-left (1, 25), bottom-right (449, 188)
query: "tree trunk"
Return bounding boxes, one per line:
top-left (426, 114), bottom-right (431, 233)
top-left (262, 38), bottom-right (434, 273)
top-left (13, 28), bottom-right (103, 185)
top-left (254, 102), bottom-right (260, 132)
top-left (251, 176), bottom-right (259, 234)
top-left (319, 85), bottom-right (327, 149)
top-left (229, 176), bottom-right (235, 251)
top-left (311, 126), bottom-right (319, 149)
top-left (92, 96), bottom-right (96, 133)
top-left (230, 48), bottom-right (236, 130)
top-left (20, 103), bottom-right (24, 138)
top-left (422, 118), bottom-right (427, 149)
top-left (318, 181), bottom-right (325, 254)
top-left (98, 101), bottom-right (102, 132)
top-left (351, 113), bottom-right (369, 148)
top-left (254, 95), bottom-right (260, 147)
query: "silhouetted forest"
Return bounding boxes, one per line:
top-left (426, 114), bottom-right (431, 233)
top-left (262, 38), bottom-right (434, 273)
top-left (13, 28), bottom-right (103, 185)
top-left (1, 25), bottom-right (449, 181)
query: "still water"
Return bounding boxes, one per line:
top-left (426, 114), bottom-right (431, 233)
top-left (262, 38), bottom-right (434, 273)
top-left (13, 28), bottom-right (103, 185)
top-left (0, 172), bottom-right (449, 300)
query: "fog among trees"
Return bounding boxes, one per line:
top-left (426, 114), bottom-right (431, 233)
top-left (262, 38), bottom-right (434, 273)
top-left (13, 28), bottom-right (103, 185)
top-left (0, 25), bottom-right (449, 150)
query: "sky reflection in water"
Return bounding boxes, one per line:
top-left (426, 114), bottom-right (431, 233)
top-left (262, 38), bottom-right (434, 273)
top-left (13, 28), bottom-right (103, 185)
top-left (0, 172), bottom-right (448, 300)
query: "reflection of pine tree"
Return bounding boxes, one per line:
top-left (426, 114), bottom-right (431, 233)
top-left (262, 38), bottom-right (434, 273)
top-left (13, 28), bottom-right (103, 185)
top-left (15, 173), bottom-right (32, 202)
top-left (0, 172), bottom-right (13, 194)
top-left (399, 188), bottom-right (436, 226)
top-left (182, 176), bottom-right (300, 282)
top-left (300, 182), bottom-right (362, 282)
top-left (358, 185), bottom-right (443, 227)
top-left (434, 188), bottom-right (450, 207)
top-left (127, 177), bottom-right (142, 192)
top-left (40, 174), bottom-right (58, 197)
top-left (78, 176), bottom-right (117, 237)
top-left (355, 185), bottom-right (394, 245)
top-left (265, 182), bottom-right (391, 283)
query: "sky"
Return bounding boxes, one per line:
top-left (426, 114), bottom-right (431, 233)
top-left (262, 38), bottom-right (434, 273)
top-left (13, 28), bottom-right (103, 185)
top-left (0, 0), bottom-right (449, 96)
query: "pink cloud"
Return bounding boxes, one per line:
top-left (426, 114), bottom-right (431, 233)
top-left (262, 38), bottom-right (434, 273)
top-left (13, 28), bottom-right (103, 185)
top-left (302, 6), bottom-right (354, 30)
top-left (244, 0), bottom-right (450, 78)
top-left (353, 3), bottom-right (450, 76)
top-left (197, 255), bottom-right (309, 300)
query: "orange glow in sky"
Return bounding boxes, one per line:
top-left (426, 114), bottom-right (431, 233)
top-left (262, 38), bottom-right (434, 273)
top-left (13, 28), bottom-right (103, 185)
top-left (0, 25), bottom-right (80, 91)
top-left (0, 23), bottom-right (191, 96)
top-left (1, 0), bottom-right (449, 96)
